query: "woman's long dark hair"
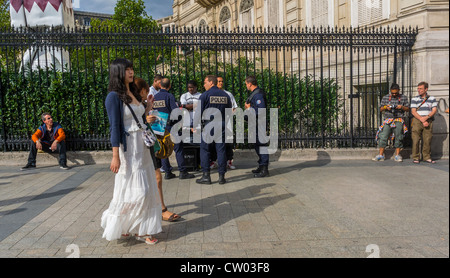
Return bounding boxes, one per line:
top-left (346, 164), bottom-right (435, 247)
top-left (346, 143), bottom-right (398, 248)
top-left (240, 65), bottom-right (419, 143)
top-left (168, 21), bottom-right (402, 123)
top-left (108, 58), bottom-right (141, 104)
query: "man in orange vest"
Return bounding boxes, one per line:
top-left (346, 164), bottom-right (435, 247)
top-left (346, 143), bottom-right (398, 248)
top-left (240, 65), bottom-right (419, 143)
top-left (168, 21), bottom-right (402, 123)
top-left (22, 112), bottom-right (68, 170)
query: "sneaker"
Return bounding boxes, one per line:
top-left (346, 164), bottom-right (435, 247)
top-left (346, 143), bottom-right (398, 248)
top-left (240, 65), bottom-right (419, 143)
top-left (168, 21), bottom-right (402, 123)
top-left (21, 164), bottom-right (36, 170)
top-left (227, 160), bottom-right (236, 170)
top-left (210, 161), bottom-right (218, 169)
top-left (372, 155), bottom-right (385, 161)
top-left (60, 164), bottom-right (70, 170)
top-left (393, 155), bottom-right (403, 162)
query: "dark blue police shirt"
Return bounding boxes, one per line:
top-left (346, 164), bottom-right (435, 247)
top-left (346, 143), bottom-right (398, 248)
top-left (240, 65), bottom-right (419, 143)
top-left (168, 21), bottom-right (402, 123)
top-left (248, 87), bottom-right (267, 115)
top-left (152, 89), bottom-right (179, 115)
top-left (199, 86), bottom-right (232, 122)
top-left (152, 89), bottom-right (179, 127)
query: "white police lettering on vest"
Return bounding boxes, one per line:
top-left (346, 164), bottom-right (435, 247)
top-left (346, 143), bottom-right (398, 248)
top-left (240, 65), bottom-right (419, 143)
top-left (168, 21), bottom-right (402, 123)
top-left (210, 96), bottom-right (228, 104)
top-left (152, 100), bottom-right (166, 109)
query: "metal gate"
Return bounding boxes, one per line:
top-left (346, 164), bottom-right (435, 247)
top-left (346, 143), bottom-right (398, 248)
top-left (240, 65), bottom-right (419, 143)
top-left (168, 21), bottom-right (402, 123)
top-left (0, 25), bottom-right (418, 151)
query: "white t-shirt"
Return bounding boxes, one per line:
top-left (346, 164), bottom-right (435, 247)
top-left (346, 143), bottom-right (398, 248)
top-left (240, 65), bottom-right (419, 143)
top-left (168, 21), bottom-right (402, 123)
top-left (180, 92), bottom-right (202, 127)
top-left (148, 86), bottom-right (159, 97)
top-left (223, 90), bottom-right (238, 140)
top-left (224, 90), bottom-right (238, 110)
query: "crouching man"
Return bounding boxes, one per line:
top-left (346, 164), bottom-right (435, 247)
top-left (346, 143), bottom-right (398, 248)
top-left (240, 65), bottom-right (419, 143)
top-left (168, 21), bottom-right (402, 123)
top-left (22, 112), bottom-right (69, 170)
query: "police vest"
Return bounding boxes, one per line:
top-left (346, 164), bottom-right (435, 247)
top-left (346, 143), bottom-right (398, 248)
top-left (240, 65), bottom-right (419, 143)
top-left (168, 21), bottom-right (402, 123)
top-left (152, 89), bottom-right (178, 115)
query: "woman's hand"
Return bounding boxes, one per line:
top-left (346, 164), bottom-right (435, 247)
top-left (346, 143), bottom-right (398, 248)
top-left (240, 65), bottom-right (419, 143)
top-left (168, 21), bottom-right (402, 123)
top-left (110, 147), bottom-right (120, 173)
top-left (110, 157), bottom-right (120, 173)
top-left (146, 114), bottom-right (157, 124)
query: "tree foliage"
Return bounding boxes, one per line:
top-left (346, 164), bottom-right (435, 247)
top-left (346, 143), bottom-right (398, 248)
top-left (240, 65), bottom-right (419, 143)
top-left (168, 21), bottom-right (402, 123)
top-left (91, 0), bottom-right (158, 31)
top-left (0, 0), bottom-right (10, 28)
top-left (0, 0), bottom-right (344, 150)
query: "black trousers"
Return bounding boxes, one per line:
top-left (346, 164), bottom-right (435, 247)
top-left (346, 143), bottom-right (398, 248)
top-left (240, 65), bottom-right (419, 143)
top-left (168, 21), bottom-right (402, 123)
top-left (200, 129), bottom-right (227, 175)
top-left (210, 143), bottom-right (234, 162)
top-left (27, 140), bottom-right (67, 166)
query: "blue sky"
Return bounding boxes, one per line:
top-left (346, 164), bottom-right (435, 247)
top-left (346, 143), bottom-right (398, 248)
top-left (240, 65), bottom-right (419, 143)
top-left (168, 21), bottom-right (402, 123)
top-left (74, 0), bottom-right (173, 20)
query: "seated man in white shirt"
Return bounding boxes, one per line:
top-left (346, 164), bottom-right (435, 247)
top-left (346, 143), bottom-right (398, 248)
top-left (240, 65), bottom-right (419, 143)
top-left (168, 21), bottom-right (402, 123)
top-left (210, 76), bottom-right (239, 170)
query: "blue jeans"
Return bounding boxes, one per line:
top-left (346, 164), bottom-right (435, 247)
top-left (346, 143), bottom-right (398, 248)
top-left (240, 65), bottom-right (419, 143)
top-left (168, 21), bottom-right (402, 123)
top-left (27, 140), bottom-right (67, 166)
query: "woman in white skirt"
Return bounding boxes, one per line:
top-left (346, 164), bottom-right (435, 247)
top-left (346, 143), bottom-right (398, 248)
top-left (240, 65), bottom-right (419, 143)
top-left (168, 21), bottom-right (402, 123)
top-left (102, 58), bottom-right (162, 245)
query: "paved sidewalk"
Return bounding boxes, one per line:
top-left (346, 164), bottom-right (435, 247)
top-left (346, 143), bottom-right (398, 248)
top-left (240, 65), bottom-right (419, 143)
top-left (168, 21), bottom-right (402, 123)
top-left (0, 156), bottom-right (448, 258)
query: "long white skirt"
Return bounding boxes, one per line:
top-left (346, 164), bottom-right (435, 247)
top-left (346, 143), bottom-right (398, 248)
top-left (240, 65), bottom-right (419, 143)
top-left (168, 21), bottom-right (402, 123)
top-left (101, 130), bottom-right (162, 241)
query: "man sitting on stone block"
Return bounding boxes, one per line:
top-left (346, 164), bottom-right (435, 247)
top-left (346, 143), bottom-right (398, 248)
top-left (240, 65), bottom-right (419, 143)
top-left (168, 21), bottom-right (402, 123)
top-left (22, 112), bottom-right (69, 170)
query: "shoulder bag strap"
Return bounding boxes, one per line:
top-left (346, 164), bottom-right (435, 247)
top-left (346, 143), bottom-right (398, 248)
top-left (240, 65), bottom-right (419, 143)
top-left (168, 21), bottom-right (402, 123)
top-left (125, 103), bottom-right (145, 130)
top-left (416, 96), bottom-right (429, 110)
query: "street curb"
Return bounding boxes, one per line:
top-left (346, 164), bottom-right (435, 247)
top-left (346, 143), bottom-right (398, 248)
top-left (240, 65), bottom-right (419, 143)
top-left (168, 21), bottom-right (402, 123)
top-left (1, 148), bottom-right (447, 167)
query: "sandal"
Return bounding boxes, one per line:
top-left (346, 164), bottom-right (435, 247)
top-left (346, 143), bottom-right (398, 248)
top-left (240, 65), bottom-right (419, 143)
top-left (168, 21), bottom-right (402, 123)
top-left (162, 208), bottom-right (181, 222)
top-left (135, 235), bottom-right (158, 245)
top-left (413, 160), bottom-right (420, 164)
top-left (425, 159), bottom-right (436, 164)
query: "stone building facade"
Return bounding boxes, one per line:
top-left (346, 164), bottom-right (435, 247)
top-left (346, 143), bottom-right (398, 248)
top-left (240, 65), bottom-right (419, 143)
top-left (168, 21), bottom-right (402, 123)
top-left (161, 0), bottom-right (449, 157)
top-left (167, 1), bottom-right (448, 92)
top-left (74, 11), bottom-right (111, 28)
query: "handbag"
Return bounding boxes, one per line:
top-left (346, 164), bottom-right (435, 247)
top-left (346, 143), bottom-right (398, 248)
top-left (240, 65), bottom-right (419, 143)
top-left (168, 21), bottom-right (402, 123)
top-left (154, 130), bottom-right (174, 159)
top-left (125, 103), bottom-right (157, 147)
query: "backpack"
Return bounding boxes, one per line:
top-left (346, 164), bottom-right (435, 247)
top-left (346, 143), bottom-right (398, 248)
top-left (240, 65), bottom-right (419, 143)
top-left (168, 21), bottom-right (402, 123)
top-left (155, 130), bottom-right (174, 159)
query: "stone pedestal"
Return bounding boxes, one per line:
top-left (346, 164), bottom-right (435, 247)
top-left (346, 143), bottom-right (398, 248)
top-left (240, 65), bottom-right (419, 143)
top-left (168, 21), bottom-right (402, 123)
top-left (413, 29), bottom-right (449, 158)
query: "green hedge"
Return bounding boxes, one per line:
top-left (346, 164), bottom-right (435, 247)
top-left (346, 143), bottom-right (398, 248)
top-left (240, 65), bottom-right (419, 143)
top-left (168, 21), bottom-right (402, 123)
top-left (0, 54), bottom-right (342, 150)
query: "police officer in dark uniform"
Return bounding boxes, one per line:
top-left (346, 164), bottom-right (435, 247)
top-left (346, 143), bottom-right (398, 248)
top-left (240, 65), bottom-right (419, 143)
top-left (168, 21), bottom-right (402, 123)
top-left (153, 78), bottom-right (195, 180)
top-left (196, 75), bottom-right (232, 185)
top-left (245, 76), bottom-right (269, 178)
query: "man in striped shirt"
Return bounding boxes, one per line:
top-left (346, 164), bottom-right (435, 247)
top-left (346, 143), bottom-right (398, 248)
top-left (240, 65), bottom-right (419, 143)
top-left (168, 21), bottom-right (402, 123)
top-left (410, 81), bottom-right (438, 164)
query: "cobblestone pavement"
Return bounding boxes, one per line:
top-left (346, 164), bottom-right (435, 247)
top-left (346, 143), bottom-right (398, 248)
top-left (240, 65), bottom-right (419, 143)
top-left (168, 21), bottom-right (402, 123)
top-left (0, 157), bottom-right (448, 258)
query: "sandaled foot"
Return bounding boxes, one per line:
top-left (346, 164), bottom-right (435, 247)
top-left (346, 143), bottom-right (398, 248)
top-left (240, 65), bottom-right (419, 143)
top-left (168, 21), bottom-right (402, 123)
top-left (413, 160), bottom-right (420, 164)
top-left (135, 235), bottom-right (158, 245)
top-left (162, 208), bottom-right (180, 222)
top-left (425, 159), bottom-right (436, 164)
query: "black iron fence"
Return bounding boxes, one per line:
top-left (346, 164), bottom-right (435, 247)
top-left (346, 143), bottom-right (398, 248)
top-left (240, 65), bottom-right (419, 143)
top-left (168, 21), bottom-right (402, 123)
top-left (0, 25), bottom-right (418, 151)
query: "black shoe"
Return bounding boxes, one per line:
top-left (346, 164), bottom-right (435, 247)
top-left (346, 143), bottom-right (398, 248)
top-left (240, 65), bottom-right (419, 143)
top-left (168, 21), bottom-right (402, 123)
top-left (196, 172), bottom-right (211, 185)
top-left (219, 174), bottom-right (226, 185)
top-left (254, 165), bottom-right (269, 178)
top-left (252, 166), bottom-right (262, 174)
top-left (60, 164), bottom-right (69, 170)
top-left (179, 171), bottom-right (195, 179)
top-left (21, 164), bottom-right (36, 171)
top-left (165, 172), bottom-right (176, 180)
